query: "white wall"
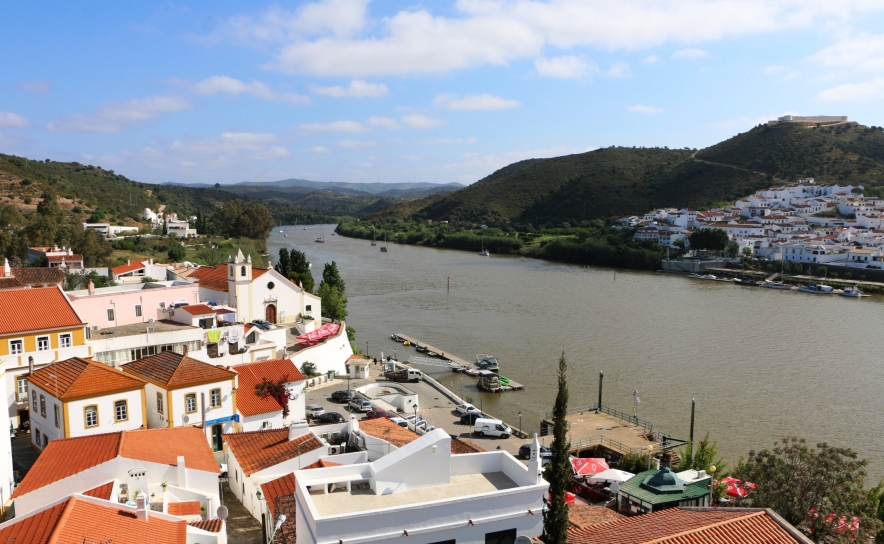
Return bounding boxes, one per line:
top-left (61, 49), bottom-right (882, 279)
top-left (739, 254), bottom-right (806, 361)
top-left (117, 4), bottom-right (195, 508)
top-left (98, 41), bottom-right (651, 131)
top-left (240, 412), bottom-right (283, 433)
top-left (66, 389), bottom-right (145, 440)
top-left (0, 369), bottom-right (13, 514)
top-left (289, 330), bottom-right (351, 379)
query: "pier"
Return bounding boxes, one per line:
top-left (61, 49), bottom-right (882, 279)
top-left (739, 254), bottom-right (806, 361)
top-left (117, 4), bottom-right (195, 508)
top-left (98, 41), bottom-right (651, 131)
top-left (392, 333), bottom-right (525, 392)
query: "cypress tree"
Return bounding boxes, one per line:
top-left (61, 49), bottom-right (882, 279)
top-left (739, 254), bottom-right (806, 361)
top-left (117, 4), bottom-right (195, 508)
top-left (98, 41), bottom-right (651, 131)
top-left (275, 248), bottom-right (291, 278)
top-left (320, 261), bottom-right (345, 293)
top-left (542, 352), bottom-right (571, 543)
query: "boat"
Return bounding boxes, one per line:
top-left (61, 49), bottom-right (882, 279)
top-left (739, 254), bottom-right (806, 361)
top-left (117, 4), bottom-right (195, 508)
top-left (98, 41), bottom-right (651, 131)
top-left (403, 340), bottom-right (411, 346)
top-left (380, 233), bottom-right (388, 252)
top-left (763, 281), bottom-right (793, 290)
top-left (797, 284), bottom-right (836, 294)
top-left (315, 226), bottom-right (325, 243)
top-left (465, 367), bottom-right (481, 377)
top-left (415, 345), bottom-right (429, 353)
top-left (479, 238), bottom-right (490, 257)
top-left (840, 286), bottom-right (863, 298)
top-left (371, 230), bottom-right (377, 246)
top-left (390, 334), bottom-right (404, 342)
top-left (475, 354), bottom-right (500, 371)
top-left (426, 350), bottom-right (438, 357)
top-left (477, 371), bottom-right (501, 392)
top-left (733, 278), bottom-right (763, 286)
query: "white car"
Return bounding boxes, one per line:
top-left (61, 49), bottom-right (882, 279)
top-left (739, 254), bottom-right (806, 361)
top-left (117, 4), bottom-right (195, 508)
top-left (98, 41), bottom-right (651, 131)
top-left (388, 417), bottom-right (408, 428)
top-left (455, 403), bottom-right (479, 415)
top-left (306, 404), bottom-right (325, 419)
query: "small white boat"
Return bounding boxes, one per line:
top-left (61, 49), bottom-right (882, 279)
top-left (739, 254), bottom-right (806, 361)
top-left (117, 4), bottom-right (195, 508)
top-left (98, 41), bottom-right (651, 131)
top-left (763, 281), bottom-right (793, 290)
top-left (840, 286), bottom-right (862, 298)
top-left (798, 284), bottom-right (835, 294)
top-left (479, 249), bottom-right (490, 257)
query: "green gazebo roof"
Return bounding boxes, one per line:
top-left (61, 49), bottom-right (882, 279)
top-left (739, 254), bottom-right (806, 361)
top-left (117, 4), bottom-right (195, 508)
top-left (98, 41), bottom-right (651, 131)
top-left (619, 469), bottom-right (709, 505)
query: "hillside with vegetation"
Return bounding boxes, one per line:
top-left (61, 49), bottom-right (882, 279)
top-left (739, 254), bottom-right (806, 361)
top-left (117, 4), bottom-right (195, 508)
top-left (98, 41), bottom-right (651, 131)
top-left (368, 122), bottom-right (884, 226)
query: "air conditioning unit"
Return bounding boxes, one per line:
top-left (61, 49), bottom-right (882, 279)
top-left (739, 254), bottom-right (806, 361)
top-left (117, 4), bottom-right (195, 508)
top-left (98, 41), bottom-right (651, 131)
top-left (328, 446), bottom-right (340, 455)
top-left (92, 326), bottom-right (100, 332)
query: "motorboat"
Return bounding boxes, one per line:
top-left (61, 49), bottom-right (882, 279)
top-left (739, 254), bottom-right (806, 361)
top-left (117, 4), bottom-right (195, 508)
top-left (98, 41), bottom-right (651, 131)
top-left (797, 284), bottom-right (835, 294)
top-left (390, 334), bottom-right (404, 342)
top-left (763, 281), bottom-right (793, 290)
top-left (733, 277), bottom-right (763, 286)
top-left (415, 345), bottom-right (429, 353)
top-left (380, 233), bottom-right (388, 252)
top-left (479, 249), bottom-right (490, 257)
top-left (475, 354), bottom-right (500, 371)
top-left (840, 286), bottom-right (863, 298)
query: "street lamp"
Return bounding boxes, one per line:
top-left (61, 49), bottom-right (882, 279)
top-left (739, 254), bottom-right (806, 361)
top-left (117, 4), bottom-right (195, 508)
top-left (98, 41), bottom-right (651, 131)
top-left (413, 404), bottom-right (418, 433)
top-left (518, 411), bottom-right (522, 435)
top-left (460, 376), bottom-right (464, 402)
top-left (709, 465), bottom-right (717, 505)
top-left (269, 514), bottom-right (287, 543)
top-left (365, 341), bottom-right (368, 360)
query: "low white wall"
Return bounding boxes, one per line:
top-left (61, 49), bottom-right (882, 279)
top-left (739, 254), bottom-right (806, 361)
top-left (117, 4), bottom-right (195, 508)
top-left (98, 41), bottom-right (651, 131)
top-left (290, 329), bottom-right (351, 378)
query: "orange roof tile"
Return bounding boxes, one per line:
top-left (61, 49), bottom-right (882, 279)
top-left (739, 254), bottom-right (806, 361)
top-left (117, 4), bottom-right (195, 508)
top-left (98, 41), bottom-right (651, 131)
top-left (0, 286), bottom-right (85, 335)
top-left (28, 358), bottom-right (146, 400)
top-left (223, 430), bottom-right (323, 476)
top-left (262, 474), bottom-right (295, 518)
top-left (0, 495), bottom-right (187, 544)
top-left (234, 359), bottom-right (306, 417)
top-left (179, 304), bottom-right (216, 315)
top-left (9, 267), bottom-right (64, 287)
top-left (567, 508), bottom-right (804, 544)
top-left (567, 504), bottom-right (625, 529)
top-left (167, 501), bottom-right (202, 516)
top-left (47, 254), bottom-right (84, 262)
top-left (358, 418), bottom-right (419, 448)
top-left (13, 427), bottom-right (218, 498)
top-left (122, 352), bottom-right (236, 389)
top-left (451, 437), bottom-right (486, 454)
top-left (112, 261), bottom-right (147, 275)
top-left (189, 519), bottom-right (224, 533)
top-left (191, 264), bottom-right (272, 292)
top-left (82, 481), bottom-right (115, 500)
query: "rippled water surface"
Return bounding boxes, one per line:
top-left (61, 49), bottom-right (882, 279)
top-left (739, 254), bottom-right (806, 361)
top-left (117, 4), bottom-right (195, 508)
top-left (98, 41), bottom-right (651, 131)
top-left (269, 225), bottom-right (884, 479)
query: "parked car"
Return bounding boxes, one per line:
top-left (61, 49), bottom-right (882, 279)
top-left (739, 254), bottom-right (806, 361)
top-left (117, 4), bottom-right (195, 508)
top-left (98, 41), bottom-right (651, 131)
top-left (455, 403), bottom-right (479, 415)
top-left (348, 398), bottom-right (372, 413)
top-left (305, 404), bottom-right (325, 419)
top-left (388, 416), bottom-right (408, 428)
top-left (331, 390), bottom-right (352, 403)
top-left (519, 444), bottom-right (552, 461)
top-left (460, 412), bottom-right (483, 425)
top-left (474, 418), bottom-right (511, 438)
top-left (249, 319), bottom-right (276, 331)
top-left (414, 419), bottom-right (435, 432)
top-left (366, 408), bottom-right (392, 420)
top-left (315, 412), bottom-right (345, 424)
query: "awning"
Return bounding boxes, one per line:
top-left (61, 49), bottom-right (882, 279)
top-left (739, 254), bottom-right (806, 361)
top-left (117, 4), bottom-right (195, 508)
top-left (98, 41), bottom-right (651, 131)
top-left (589, 468), bottom-right (635, 484)
top-left (571, 458), bottom-right (610, 476)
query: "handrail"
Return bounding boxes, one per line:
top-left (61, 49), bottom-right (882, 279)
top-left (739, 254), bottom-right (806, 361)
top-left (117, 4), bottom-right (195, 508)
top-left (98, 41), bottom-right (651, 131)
top-left (544, 404), bottom-right (655, 432)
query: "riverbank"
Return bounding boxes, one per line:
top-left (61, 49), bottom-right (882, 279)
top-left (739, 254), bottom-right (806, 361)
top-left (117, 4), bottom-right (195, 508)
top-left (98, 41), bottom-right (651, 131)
top-left (335, 220), bottom-right (663, 270)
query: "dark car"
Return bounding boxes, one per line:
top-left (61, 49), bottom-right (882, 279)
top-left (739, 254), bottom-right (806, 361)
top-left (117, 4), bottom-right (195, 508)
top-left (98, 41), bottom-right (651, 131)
top-left (365, 408), bottom-right (391, 420)
top-left (249, 320), bottom-right (273, 331)
top-left (518, 444), bottom-right (553, 461)
top-left (314, 412), bottom-right (345, 424)
top-left (460, 412), bottom-right (483, 425)
top-left (331, 390), bottom-right (352, 403)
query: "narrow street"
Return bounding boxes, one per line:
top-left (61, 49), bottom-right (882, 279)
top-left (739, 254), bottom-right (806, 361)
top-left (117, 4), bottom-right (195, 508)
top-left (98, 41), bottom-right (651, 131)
top-left (222, 482), bottom-right (263, 544)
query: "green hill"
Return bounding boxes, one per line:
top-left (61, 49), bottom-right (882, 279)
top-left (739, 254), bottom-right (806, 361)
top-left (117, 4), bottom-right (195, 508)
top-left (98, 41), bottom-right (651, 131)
top-left (369, 122), bottom-right (884, 225)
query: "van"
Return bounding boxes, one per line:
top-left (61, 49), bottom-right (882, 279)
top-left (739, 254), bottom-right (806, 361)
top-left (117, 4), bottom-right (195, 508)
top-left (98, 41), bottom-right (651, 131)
top-left (473, 418), bottom-right (512, 438)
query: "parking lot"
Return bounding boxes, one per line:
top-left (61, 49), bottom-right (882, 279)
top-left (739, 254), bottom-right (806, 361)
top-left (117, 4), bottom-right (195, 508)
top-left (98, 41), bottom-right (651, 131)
top-left (303, 366), bottom-right (531, 461)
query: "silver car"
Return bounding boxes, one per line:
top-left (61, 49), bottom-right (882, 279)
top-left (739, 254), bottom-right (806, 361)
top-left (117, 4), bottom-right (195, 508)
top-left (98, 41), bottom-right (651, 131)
top-left (306, 404), bottom-right (325, 419)
top-left (348, 398), bottom-right (372, 413)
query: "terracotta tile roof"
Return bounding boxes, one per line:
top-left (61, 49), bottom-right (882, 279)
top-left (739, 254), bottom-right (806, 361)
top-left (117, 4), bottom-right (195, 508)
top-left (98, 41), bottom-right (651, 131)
top-left (47, 254), bottom-right (84, 262)
top-left (568, 504), bottom-right (625, 529)
top-left (191, 264), bottom-right (272, 292)
top-left (189, 519), bottom-right (224, 533)
top-left (451, 437), bottom-right (486, 454)
top-left (234, 359), bottom-right (306, 417)
top-left (167, 501), bottom-right (202, 516)
top-left (0, 286), bottom-right (85, 335)
top-left (358, 418), bottom-right (419, 448)
top-left (112, 261), bottom-right (147, 275)
top-left (0, 277), bottom-right (22, 290)
top-left (0, 495), bottom-right (187, 543)
top-left (28, 357), bottom-right (146, 400)
top-left (179, 304), bottom-right (216, 315)
top-left (122, 352), bottom-right (236, 389)
top-left (567, 508), bottom-right (804, 544)
top-left (271, 494), bottom-right (298, 544)
top-left (82, 481), bottom-right (115, 500)
top-left (262, 474), bottom-right (295, 518)
top-left (223, 430), bottom-right (323, 476)
top-left (13, 427), bottom-right (218, 498)
top-left (8, 267), bottom-right (64, 287)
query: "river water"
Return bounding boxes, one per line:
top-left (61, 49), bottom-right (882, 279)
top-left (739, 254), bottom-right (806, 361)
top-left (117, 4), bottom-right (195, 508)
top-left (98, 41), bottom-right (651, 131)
top-left (269, 225), bottom-right (884, 480)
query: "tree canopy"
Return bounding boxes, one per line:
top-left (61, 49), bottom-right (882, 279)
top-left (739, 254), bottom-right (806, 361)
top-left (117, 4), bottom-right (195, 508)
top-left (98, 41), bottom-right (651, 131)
top-left (689, 228), bottom-right (729, 251)
top-left (213, 200), bottom-right (275, 239)
top-left (320, 260), bottom-right (345, 293)
top-left (275, 248), bottom-right (314, 292)
top-left (318, 283), bottom-right (347, 321)
top-left (542, 352), bottom-right (570, 543)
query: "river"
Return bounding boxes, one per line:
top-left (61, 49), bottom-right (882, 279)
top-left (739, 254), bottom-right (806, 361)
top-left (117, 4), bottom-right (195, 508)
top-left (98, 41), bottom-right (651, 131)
top-left (269, 225), bottom-right (884, 480)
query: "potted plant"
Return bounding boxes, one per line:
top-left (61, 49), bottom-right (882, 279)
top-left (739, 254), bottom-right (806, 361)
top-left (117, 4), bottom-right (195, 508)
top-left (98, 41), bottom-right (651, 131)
top-left (161, 482), bottom-right (168, 490)
top-left (256, 490), bottom-right (262, 500)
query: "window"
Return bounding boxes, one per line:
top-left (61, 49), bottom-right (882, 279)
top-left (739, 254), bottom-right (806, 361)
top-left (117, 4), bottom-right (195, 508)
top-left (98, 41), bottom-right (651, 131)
top-left (40, 395), bottom-right (46, 417)
top-left (135, 304), bottom-right (142, 317)
top-left (241, 266), bottom-right (246, 277)
top-left (156, 392), bottom-right (164, 414)
top-left (31, 391), bottom-right (36, 410)
top-left (85, 405), bottom-right (98, 427)
top-left (16, 377), bottom-right (27, 399)
top-left (9, 339), bottom-right (23, 355)
top-left (59, 333), bottom-right (72, 349)
top-left (37, 336), bottom-right (49, 351)
top-left (35, 429), bottom-right (41, 444)
top-left (185, 394), bottom-right (197, 413)
top-left (54, 404), bottom-right (59, 428)
top-left (107, 308), bottom-right (115, 322)
top-left (115, 400), bottom-right (128, 422)
top-left (210, 388), bottom-right (221, 409)
top-left (245, 331), bottom-right (255, 344)
top-left (305, 305), bottom-right (312, 312)
top-left (484, 529), bottom-right (516, 544)
top-left (43, 434), bottom-right (48, 448)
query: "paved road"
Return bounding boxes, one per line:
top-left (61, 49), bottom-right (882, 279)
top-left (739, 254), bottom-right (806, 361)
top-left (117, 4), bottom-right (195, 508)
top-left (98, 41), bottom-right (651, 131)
top-left (222, 482), bottom-right (263, 544)
top-left (304, 366), bottom-right (533, 460)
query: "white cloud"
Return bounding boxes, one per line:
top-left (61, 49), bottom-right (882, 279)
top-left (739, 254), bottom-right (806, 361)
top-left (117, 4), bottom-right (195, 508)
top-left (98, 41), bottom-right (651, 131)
top-left (605, 61), bottom-right (631, 78)
top-left (367, 116), bottom-right (400, 130)
top-left (18, 80), bottom-right (51, 93)
top-left (817, 77), bottom-right (884, 101)
top-left (310, 80), bottom-right (389, 98)
top-left (298, 120), bottom-right (368, 132)
top-left (0, 112), bottom-right (30, 128)
top-left (671, 48), bottom-right (709, 59)
top-left (434, 93), bottom-right (521, 111)
top-left (715, 112), bottom-right (799, 129)
top-left (626, 104), bottom-right (665, 114)
top-left (810, 33), bottom-right (884, 71)
top-left (642, 55), bottom-right (660, 63)
top-left (46, 95), bottom-right (192, 132)
top-left (206, 1), bottom-right (884, 76)
top-left (336, 139), bottom-right (376, 149)
top-left (115, 131), bottom-right (292, 170)
top-left (181, 75), bottom-right (310, 104)
top-left (419, 137), bottom-right (478, 145)
top-left (400, 114), bottom-right (447, 128)
top-left (535, 56), bottom-right (590, 78)
top-left (304, 146), bottom-right (332, 154)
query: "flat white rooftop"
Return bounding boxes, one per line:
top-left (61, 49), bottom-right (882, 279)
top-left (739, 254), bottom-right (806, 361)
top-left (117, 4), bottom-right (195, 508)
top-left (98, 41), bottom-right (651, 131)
top-left (309, 472), bottom-right (517, 516)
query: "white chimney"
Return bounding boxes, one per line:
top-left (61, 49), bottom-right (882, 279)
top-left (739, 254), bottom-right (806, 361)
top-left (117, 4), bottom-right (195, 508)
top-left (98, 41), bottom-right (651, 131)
top-left (87, 281), bottom-right (95, 295)
top-left (2, 258), bottom-right (9, 278)
top-left (127, 259), bottom-right (131, 265)
top-left (136, 496), bottom-right (148, 521)
top-left (288, 420), bottom-right (309, 441)
top-left (28, 356), bottom-right (34, 376)
top-left (176, 455), bottom-right (188, 489)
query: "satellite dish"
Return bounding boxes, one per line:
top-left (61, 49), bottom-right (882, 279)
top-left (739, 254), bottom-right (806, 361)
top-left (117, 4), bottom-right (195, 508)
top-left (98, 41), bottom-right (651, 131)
top-left (610, 482), bottom-right (621, 494)
top-left (217, 505), bottom-right (229, 521)
top-left (515, 537), bottom-right (533, 544)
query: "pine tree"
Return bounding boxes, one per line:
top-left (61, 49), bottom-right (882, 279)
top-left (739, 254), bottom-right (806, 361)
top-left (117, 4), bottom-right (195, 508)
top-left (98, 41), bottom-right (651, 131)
top-left (275, 248), bottom-right (291, 278)
top-left (320, 261), bottom-right (345, 293)
top-left (542, 352), bottom-right (571, 543)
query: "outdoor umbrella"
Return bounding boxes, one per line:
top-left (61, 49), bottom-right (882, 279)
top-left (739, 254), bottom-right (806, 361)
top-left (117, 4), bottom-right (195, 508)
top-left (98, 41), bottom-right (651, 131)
top-left (588, 468), bottom-right (635, 484)
top-left (721, 476), bottom-right (756, 498)
top-left (570, 458), bottom-right (610, 477)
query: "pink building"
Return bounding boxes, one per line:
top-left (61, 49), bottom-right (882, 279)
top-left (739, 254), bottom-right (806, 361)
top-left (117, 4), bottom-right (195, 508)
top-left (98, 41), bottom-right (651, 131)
top-left (67, 281), bottom-right (200, 328)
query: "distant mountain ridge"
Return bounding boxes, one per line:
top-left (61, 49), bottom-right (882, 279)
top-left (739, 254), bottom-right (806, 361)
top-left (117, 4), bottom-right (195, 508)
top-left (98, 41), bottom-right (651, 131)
top-left (167, 178), bottom-right (464, 196)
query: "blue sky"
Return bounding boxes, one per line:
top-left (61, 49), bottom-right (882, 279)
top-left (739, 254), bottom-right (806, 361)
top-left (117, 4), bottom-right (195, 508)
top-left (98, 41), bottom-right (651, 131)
top-left (2, 1), bottom-right (884, 186)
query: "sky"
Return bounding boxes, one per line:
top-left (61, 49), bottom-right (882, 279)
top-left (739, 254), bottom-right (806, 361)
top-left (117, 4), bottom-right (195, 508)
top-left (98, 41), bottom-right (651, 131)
top-left (2, 1), bottom-right (884, 186)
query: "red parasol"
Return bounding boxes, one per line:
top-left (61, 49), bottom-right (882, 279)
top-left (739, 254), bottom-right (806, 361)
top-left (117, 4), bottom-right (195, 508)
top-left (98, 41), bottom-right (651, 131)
top-left (721, 476), bottom-right (756, 498)
top-left (570, 458), bottom-right (610, 476)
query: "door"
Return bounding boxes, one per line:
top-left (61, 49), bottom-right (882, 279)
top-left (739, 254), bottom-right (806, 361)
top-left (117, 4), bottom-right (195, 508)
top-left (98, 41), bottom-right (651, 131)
top-left (18, 409), bottom-right (29, 431)
top-left (265, 304), bottom-right (277, 324)
top-left (211, 424), bottom-right (223, 452)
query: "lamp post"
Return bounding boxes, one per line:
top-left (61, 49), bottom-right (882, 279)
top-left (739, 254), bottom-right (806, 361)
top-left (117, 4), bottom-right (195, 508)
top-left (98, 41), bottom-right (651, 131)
top-left (414, 404), bottom-right (418, 433)
top-left (269, 514), bottom-right (287, 543)
top-left (518, 411), bottom-right (522, 435)
top-left (460, 376), bottom-right (464, 402)
top-left (365, 341), bottom-right (368, 359)
top-left (647, 445), bottom-right (654, 470)
top-left (709, 465), bottom-right (717, 506)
